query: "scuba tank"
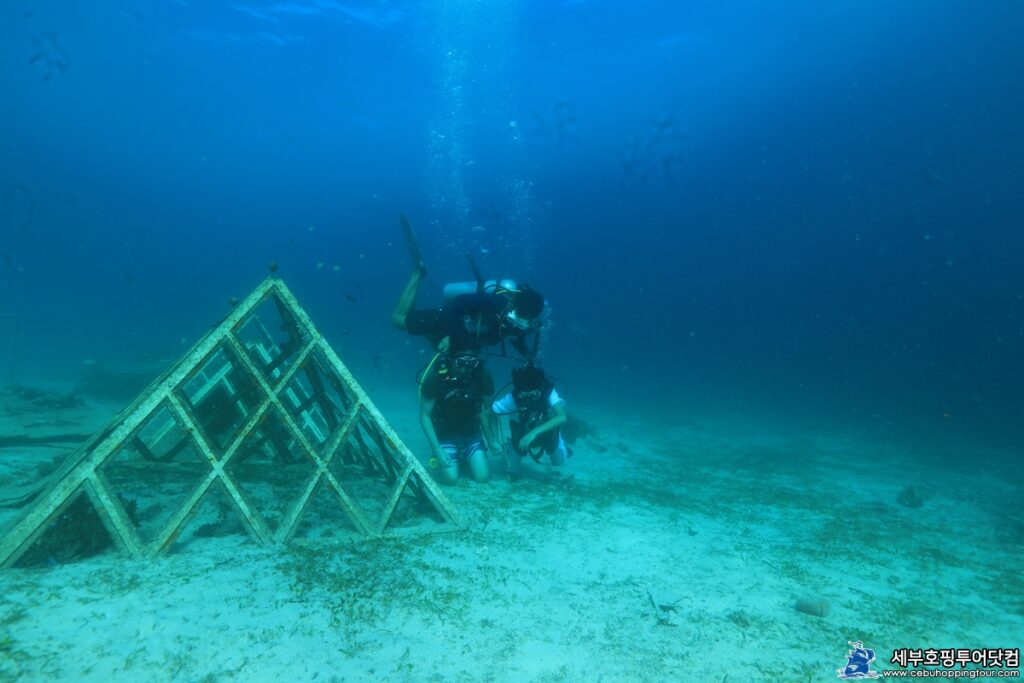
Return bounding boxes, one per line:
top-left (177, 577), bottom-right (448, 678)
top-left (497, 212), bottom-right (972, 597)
top-left (442, 278), bottom-right (519, 304)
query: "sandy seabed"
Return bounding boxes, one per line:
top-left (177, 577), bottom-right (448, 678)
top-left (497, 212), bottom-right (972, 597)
top-left (1, 386), bottom-right (1021, 682)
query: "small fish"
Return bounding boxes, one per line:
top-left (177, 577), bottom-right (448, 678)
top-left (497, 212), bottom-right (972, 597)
top-left (316, 262), bottom-right (324, 270)
top-left (345, 293), bottom-right (356, 303)
top-left (332, 265), bottom-right (340, 272)
top-left (480, 247), bottom-right (490, 255)
top-left (471, 225), bottom-right (486, 233)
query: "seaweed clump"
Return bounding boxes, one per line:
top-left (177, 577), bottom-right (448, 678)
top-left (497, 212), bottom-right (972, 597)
top-left (1, 384), bottom-right (83, 412)
top-left (897, 485), bottom-right (924, 509)
top-left (562, 415), bottom-right (599, 445)
top-left (15, 495), bottom-right (138, 568)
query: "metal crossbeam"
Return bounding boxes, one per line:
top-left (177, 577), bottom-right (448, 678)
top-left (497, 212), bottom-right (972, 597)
top-left (0, 276), bottom-right (459, 567)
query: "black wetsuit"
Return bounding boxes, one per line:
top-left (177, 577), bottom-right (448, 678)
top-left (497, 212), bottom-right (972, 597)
top-left (420, 359), bottom-right (495, 441)
top-left (405, 292), bottom-right (537, 358)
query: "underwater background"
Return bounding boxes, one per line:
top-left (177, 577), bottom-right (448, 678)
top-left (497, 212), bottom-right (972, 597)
top-left (1, 0), bottom-right (1023, 450)
top-left (1, 3), bottom-right (1023, 681)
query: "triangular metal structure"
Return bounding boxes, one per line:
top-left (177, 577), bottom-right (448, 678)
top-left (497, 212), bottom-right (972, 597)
top-left (0, 276), bottom-right (460, 567)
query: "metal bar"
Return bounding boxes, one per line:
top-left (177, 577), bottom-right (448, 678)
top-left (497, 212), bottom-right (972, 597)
top-left (165, 391), bottom-right (272, 547)
top-left (272, 470), bottom-right (322, 544)
top-left (320, 468), bottom-right (373, 536)
top-left (84, 474), bottom-right (145, 559)
top-left (0, 481), bottom-right (87, 568)
top-left (375, 466), bottom-right (413, 535)
top-left (224, 334), bottom-right (358, 539)
top-left (305, 336), bottom-right (462, 529)
top-left (311, 404), bottom-right (374, 536)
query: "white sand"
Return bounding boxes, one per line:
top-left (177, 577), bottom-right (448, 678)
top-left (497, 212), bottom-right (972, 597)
top-left (1, 388), bottom-right (1021, 681)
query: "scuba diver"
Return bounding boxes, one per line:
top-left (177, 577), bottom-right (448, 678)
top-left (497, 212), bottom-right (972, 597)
top-left (390, 214), bottom-right (547, 360)
top-left (491, 363), bottom-right (569, 476)
top-left (418, 346), bottom-right (501, 484)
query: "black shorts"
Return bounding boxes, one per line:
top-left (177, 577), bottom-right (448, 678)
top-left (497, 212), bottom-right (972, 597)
top-left (405, 309), bottom-right (447, 345)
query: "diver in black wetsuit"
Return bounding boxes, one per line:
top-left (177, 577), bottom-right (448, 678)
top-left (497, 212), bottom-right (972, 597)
top-left (390, 214), bottom-right (546, 360)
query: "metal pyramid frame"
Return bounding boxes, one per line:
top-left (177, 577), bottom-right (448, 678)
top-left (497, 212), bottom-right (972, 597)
top-left (0, 276), bottom-right (459, 567)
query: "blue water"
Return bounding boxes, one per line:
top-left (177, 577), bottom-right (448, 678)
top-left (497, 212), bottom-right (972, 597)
top-left (1, 0), bottom-right (1022, 449)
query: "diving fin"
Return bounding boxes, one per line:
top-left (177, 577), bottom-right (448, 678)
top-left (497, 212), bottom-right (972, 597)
top-left (399, 213), bottom-right (427, 276)
top-left (464, 252), bottom-right (485, 292)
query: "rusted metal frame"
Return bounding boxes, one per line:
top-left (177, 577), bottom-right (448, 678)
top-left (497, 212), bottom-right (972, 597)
top-left (0, 377), bottom-right (189, 566)
top-left (312, 404), bottom-right (377, 538)
top-left (262, 341), bottom-right (294, 376)
top-left (347, 423), bottom-right (383, 475)
top-left (0, 483), bottom-right (89, 568)
top-left (84, 398), bottom-right (203, 558)
top-left (280, 380), bottom-right (331, 445)
top-left (232, 332), bottom-right (374, 541)
top-left (109, 398), bottom-right (214, 556)
top-left (266, 427), bottom-right (300, 464)
top-left (145, 470), bottom-right (220, 558)
top-left (131, 435), bottom-right (158, 462)
top-left (337, 368), bottom-right (458, 524)
top-left (140, 434), bottom-right (192, 464)
top-left (250, 284), bottom-right (391, 537)
top-left (270, 287), bottom-right (307, 351)
top-left (257, 318), bottom-right (299, 377)
top-left (374, 428), bottom-right (428, 499)
top-left (6, 281), bottom-right (277, 530)
top-left (4, 485), bottom-right (105, 569)
top-left (312, 340), bottom-right (462, 528)
top-left (308, 357), bottom-right (361, 447)
top-left (2, 275), bottom-right (458, 567)
top-left (272, 470), bottom-right (323, 544)
top-left (83, 473), bottom-right (145, 558)
top-left (162, 334), bottom-right (314, 550)
top-left (373, 466), bottom-right (414, 535)
top-left (292, 392), bottom-right (319, 417)
top-left (301, 354), bottom-right (340, 432)
top-left (222, 334), bottom-right (334, 543)
top-left (271, 404), bottom-right (354, 543)
top-left (161, 324), bottom-right (304, 545)
top-left (160, 393), bottom-right (271, 553)
top-left (364, 420), bottom-right (402, 483)
top-left (227, 432), bottom-right (268, 465)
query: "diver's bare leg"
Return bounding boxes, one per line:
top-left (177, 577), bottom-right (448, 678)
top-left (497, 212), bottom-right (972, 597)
top-left (391, 268), bottom-right (424, 329)
top-left (468, 447), bottom-right (490, 483)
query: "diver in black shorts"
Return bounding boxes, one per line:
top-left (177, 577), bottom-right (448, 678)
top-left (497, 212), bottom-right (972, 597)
top-left (418, 348), bottom-right (500, 484)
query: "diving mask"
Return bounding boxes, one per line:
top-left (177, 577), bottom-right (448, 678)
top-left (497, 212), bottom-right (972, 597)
top-left (453, 354), bottom-right (481, 372)
top-left (516, 389), bottom-right (542, 402)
